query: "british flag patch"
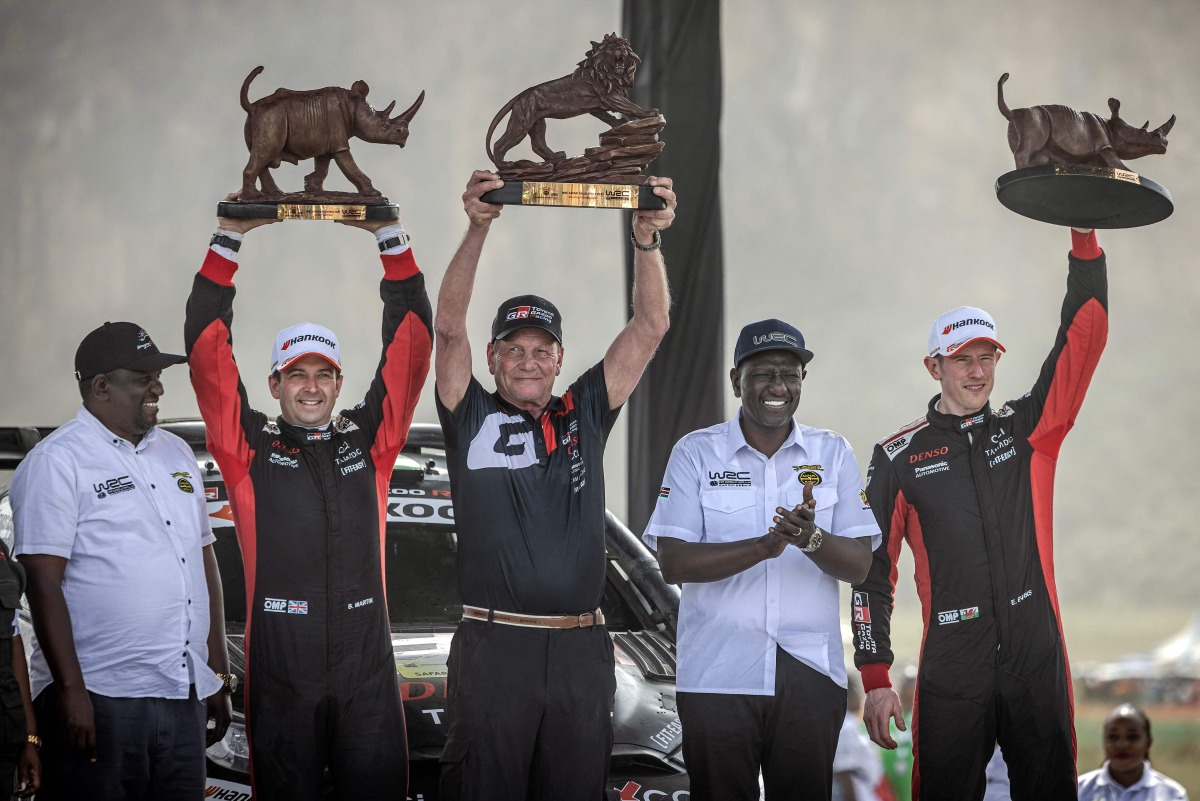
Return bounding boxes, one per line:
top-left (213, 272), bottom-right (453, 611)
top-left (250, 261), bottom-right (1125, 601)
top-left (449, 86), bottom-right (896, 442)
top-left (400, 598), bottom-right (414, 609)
top-left (287, 600), bottom-right (308, 615)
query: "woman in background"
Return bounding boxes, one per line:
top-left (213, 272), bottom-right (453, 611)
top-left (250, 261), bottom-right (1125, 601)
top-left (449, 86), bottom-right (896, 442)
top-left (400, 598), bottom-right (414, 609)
top-left (1077, 704), bottom-right (1188, 801)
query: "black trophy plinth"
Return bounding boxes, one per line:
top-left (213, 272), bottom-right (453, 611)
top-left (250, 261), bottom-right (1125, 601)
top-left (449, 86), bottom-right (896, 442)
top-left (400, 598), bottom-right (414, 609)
top-left (481, 180), bottom-right (666, 210)
top-left (995, 165), bottom-right (1173, 229)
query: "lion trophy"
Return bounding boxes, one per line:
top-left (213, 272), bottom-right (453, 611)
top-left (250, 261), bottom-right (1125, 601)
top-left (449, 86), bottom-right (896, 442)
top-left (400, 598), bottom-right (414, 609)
top-left (483, 34), bottom-right (666, 194)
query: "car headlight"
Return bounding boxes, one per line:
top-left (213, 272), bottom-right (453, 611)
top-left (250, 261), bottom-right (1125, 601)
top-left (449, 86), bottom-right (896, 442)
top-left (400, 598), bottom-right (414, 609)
top-left (0, 496), bottom-right (14, 552)
top-left (207, 719), bottom-right (251, 774)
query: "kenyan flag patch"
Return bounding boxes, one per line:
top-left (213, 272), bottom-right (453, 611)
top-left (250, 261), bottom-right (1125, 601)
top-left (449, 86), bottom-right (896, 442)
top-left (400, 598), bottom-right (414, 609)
top-left (659, 486), bottom-right (671, 498)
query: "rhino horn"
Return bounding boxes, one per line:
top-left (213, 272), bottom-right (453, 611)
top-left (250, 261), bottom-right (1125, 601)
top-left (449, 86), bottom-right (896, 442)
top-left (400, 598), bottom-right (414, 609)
top-left (394, 90), bottom-right (425, 123)
top-left (1108, 98), bottom-right (1122, 119)
top-left (381, 100), bottom-right (396, 117)
top-left (1155, 114), bottom-right (1176, 136)
top-left (1141, 120), bottom-right (1149, 131)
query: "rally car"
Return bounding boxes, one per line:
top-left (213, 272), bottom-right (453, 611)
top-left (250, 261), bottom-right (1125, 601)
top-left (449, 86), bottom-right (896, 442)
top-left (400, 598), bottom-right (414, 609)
top-left (0, 422), bottom-right (690, 801)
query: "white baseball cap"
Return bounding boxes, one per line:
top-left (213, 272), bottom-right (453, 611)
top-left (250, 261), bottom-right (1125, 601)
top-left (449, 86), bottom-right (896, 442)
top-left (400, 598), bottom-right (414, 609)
top-left (927, 306), bottom-right (1005, 357)
top-left (270, 322), bottom-right (341, 374)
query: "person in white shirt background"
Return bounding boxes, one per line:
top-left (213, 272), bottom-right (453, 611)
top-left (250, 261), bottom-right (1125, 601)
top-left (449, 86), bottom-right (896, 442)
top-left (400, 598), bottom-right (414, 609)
top-left (1077, 704), bottom-right (1188, 801)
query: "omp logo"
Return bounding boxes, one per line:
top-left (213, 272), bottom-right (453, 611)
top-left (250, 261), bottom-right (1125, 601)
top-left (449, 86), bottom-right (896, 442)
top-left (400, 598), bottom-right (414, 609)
top-left (885, 436), bottom-right (909, 454)
top-left (93, 475), bottom-right (134, 499)
top-left (264, 598), bottom-right (287, 613)
top-left (938, 606), bottom-right (981, 625)
top-left (909, 447), bottom-right (948, 464)
top-left (752, 332), bottom-right (799, 347)
top-left (942, 318), bottom-right (994, 334)
top-left (280, 333), bottom-right (335, 350)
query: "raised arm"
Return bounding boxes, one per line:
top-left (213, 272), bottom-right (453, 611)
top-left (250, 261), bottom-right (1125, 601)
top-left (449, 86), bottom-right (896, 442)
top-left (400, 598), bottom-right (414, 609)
top-left (435, 171), bottom-right (504, 413)
top-left (602, 176), bottom-right (676, 409)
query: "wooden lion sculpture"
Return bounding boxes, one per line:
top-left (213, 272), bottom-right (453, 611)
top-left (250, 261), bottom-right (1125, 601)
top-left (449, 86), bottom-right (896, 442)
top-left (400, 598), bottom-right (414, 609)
top-left (485, 34), bottom-right (661, 167)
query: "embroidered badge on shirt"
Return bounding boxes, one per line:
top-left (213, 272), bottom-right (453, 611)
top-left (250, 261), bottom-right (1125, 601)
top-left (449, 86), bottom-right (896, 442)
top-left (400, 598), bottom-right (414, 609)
top-left (793, 464), bottom-right (823, 486)
top-left (172, 471), bottom-right (195, 493)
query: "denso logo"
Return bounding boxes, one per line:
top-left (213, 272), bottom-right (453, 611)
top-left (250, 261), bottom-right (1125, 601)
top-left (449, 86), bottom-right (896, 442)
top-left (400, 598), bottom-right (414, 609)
top-left (271, 439), bottom-right (299, 455)
top-left (909, 446), bottom-right (948, 464)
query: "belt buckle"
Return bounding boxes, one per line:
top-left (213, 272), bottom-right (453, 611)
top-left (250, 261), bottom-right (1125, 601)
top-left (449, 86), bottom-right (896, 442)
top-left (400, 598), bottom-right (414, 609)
top-left (577, 612), bottom-right (593, 628)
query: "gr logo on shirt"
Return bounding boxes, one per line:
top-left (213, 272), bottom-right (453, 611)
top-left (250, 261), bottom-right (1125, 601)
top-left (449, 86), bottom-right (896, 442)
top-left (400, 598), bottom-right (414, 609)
top-left (467, 412), bottom-right (538, 471)
top-left (93, 475), bottom-right (135, 499)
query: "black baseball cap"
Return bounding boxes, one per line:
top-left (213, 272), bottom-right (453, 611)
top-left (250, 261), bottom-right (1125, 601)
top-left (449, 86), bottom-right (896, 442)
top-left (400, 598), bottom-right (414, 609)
top-left (733, 319), bottom-right (814, 367)
top-left (491, 294), bottom-right (563, 344)
top-left (74, 321), bottom-right (187, 381)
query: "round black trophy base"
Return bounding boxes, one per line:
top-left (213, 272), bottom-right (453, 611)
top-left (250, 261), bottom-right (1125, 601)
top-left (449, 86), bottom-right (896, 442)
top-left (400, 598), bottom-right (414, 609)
top-left (481, 180), bottom-right (666, 210)
top-left (217, 201), bottom-right (400, 222)
top-left (995, 165), bottom-right (1173, 229)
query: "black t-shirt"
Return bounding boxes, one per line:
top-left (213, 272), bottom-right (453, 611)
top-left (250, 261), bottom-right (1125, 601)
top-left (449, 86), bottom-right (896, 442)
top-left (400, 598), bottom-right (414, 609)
top-left (436, 362), bottom-right (620, 614)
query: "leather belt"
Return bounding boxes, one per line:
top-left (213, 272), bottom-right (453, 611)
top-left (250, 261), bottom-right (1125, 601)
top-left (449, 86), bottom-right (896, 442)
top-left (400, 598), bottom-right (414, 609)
top-left (462, 605), bottom-right (605, 629)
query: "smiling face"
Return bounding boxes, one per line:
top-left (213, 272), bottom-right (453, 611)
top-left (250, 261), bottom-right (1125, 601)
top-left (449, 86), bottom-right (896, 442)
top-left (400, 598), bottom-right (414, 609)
top-left (487, 328), bottom-right (563, 414)
top-left (269, 354), bottom-right (343, 427)
top-left (1103, 708), bottom-right (1151, 786)
top-left (732, 351), bottom-right (805, 441)
top-left (87, 368), bottom-right (165, 444)
top-left (924, 340), bottom-right (1000, 417)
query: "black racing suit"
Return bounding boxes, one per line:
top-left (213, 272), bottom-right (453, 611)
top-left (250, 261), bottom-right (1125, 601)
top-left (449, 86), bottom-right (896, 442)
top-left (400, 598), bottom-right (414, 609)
top-left (185, 245), bottom-right (432, 801)
top-left (851, 238), bottom-right (1107, 801)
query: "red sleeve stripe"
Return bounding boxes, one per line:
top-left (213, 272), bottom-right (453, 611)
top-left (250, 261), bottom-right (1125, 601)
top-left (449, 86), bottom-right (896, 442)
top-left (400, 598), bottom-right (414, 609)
top-left (1028, 297), bottom-right (1108, 453)
top-left (199, 250), bottom-right (238, 286)
top-left (382, 249), bottom-right (419, 282)
top-left (370, 314), bottom-right (433, 472)
top-left (189, 319), bottom-right (255, 486)
top-left (1070, 229), bottom-right (1101, 260)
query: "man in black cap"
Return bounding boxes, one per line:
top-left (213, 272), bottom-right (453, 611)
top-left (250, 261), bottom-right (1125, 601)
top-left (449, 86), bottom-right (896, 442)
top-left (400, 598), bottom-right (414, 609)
top-left (642, 319), bottom-right (879, 800)
top-left (11, 322), bottom-right (232, 801)
top-left (432, 170), bottom-right (675, 800)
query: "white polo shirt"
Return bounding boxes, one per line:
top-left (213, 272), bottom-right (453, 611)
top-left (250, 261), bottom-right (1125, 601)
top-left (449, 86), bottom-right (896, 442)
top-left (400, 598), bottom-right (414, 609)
top-left (644, 415), bottom-right (879, 693)
top-left (1078, 762), bottom-right (1189, 801)
top-left (11, 406), bottom-right (221, 701)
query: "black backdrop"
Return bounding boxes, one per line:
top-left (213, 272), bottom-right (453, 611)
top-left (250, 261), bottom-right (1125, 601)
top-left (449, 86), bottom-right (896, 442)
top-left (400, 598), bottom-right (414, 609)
top-left (622, 0), bottom-right (725, 533)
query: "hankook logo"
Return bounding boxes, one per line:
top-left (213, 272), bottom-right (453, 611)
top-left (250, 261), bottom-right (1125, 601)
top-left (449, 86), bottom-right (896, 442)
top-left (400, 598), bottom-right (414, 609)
top-left (942, 318), bottom-right (994, 334)
top-left (281, 333), bottom-right (336, 351)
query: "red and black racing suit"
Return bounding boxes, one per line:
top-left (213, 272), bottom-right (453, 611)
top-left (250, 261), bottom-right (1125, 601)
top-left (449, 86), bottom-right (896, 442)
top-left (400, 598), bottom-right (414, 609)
top-left (852, 232), bottom-right (1107, 800)
top-left (185, 244), bottom-right (432, 801)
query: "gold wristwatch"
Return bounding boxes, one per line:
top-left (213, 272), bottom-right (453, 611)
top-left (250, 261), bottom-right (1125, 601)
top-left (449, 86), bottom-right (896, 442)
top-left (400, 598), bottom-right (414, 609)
top-left (801, 525), bottom-right (824, 554)
top-left (216, 672), bottom-right (239, 694)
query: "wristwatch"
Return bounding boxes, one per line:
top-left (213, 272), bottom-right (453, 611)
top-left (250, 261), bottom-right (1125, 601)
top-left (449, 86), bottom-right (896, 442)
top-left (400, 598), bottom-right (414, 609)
top-left (801, 525), bottom-right (824, 554)
top-left (216, 672), bottom-right (239, 694)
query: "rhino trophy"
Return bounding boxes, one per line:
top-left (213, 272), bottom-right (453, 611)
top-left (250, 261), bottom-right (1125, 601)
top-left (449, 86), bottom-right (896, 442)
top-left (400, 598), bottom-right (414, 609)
top-left (998, 73), bottom-right (1175, 171)
top-left (239, 66), bottom-right (425, 202)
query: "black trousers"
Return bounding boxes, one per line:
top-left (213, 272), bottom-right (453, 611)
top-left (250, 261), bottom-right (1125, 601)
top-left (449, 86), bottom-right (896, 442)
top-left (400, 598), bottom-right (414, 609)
top-left (439, 619), bottom-right (616, 801)
top-left (914, 647), bottom-right (1076, 801)
top-left (677, 647), bottom-right (847, 801)
top-left (681, 642), bottom-right (849, 801)
top-left (34, 684), bottom-right (206, 801)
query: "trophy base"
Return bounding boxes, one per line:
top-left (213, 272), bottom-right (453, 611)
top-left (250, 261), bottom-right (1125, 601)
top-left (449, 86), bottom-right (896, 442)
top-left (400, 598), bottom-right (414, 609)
top-left (217, 201), bottom-right (400, 221)
top-left (481, 181), bottom-right (666, 210)
top-left (995, 165), bottom-right (1173, 228)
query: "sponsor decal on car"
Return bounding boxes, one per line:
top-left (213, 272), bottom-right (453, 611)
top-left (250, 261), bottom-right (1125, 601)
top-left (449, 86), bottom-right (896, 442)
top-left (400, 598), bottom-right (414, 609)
top-left (204, 780), bottom-right (252, 799)
top-left (386, 498), bottom-right (455, 525)
top-left (616, 781), bottom-right (692, 800)
top-left (396, 659), bottom-right (448, 680)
